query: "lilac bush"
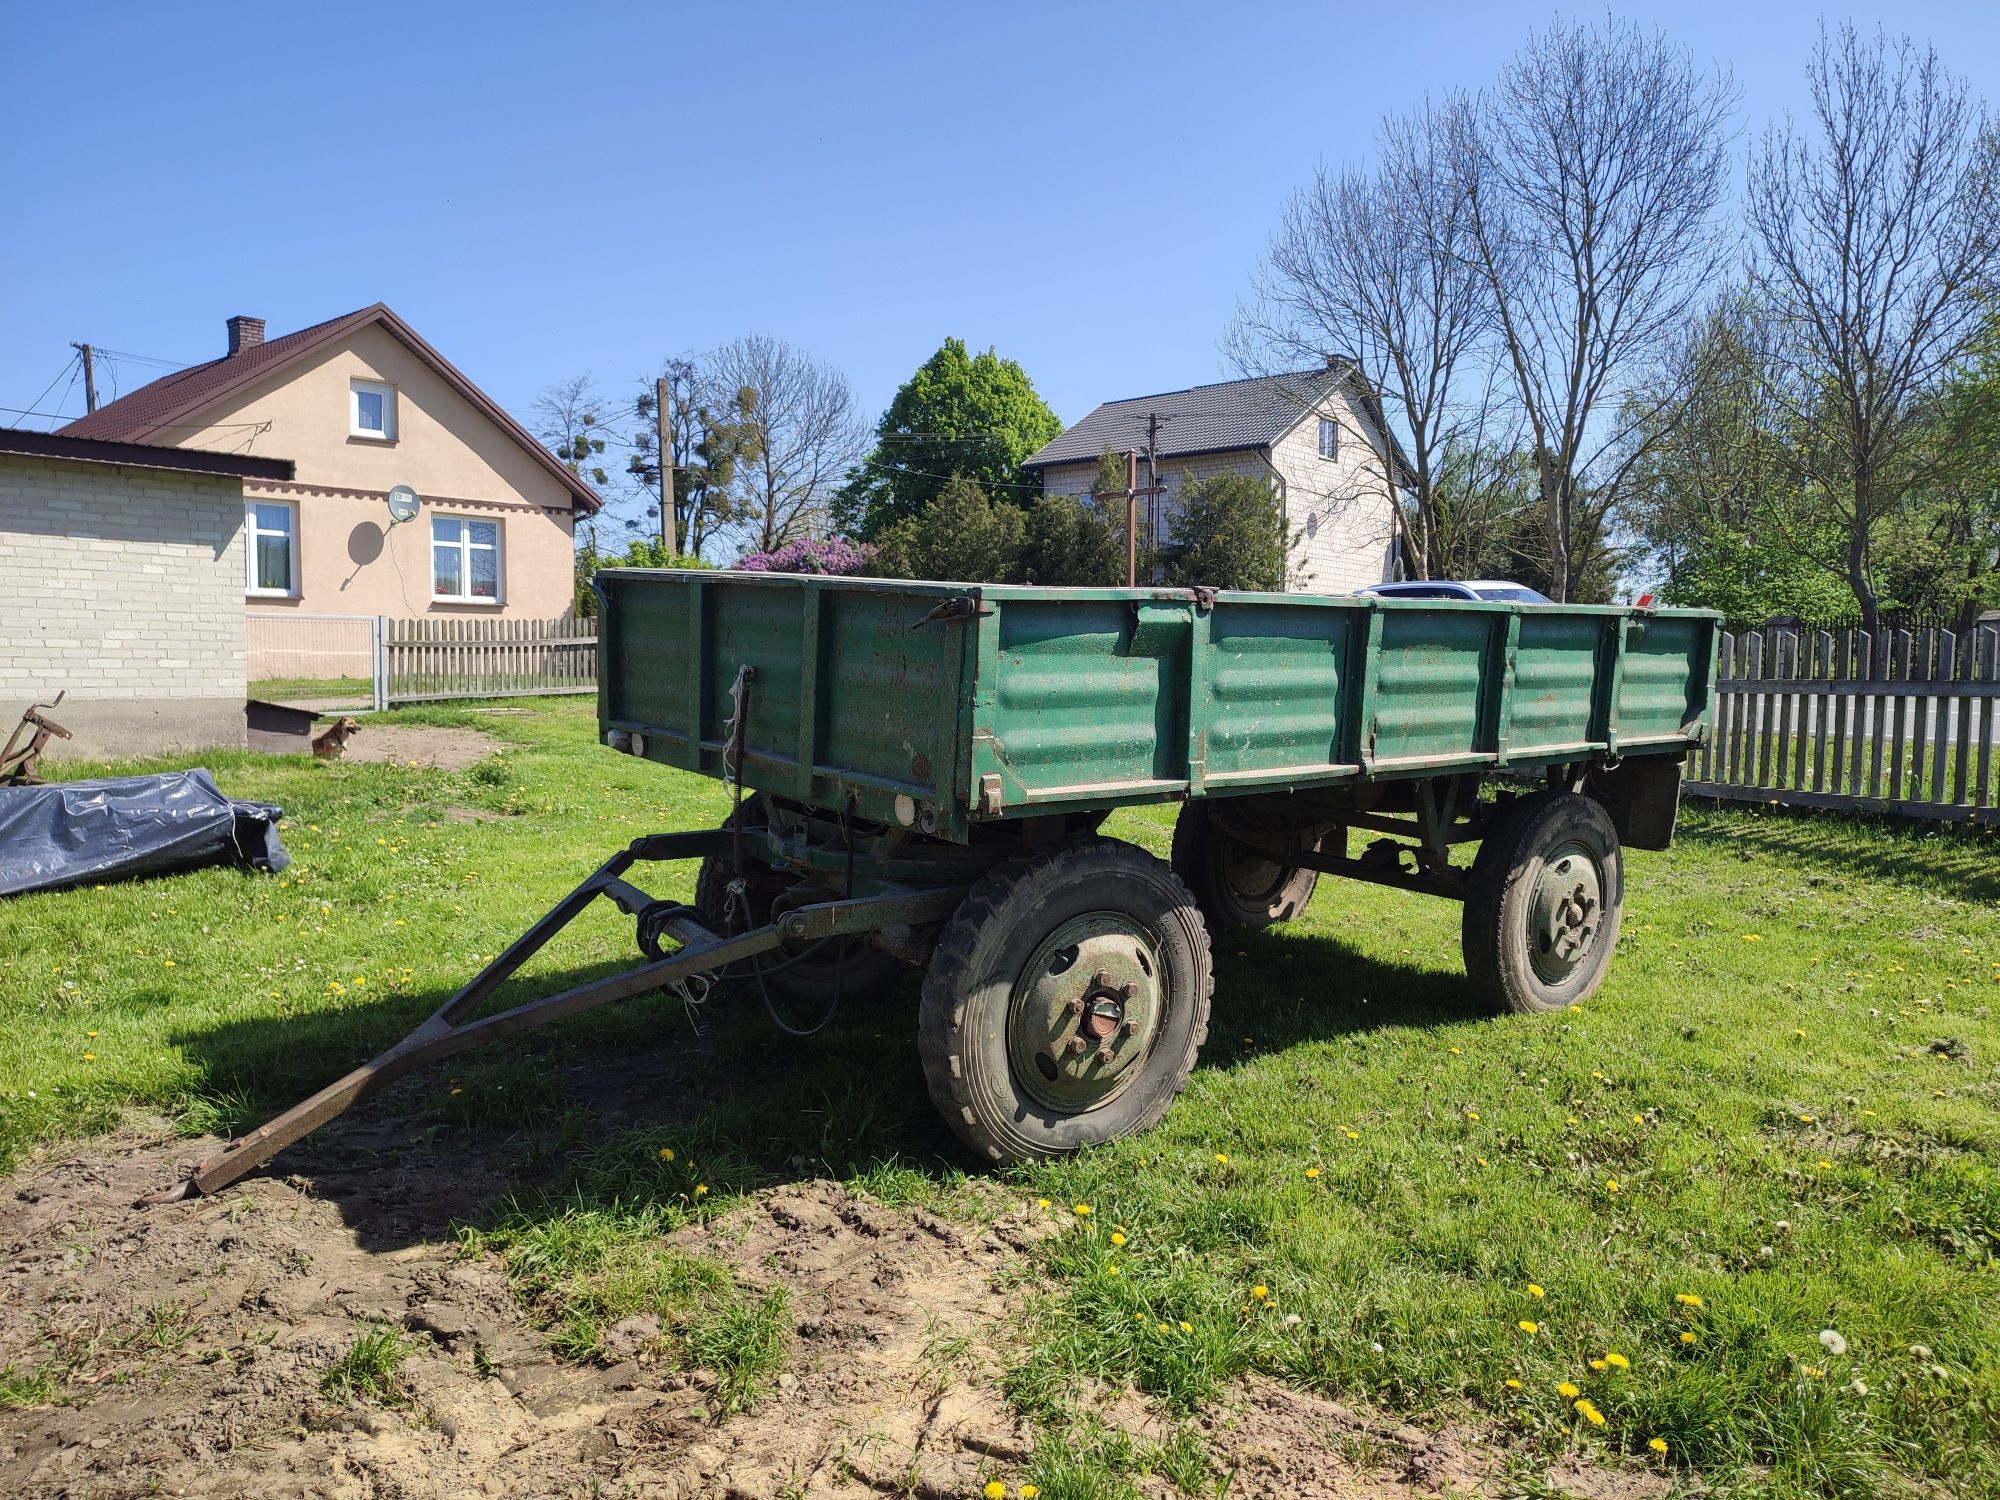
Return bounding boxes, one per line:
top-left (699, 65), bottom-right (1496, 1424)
top-left (736, 537), bottom-right (877, 575)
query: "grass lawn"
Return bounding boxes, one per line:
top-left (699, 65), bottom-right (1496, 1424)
top-left (2, 696), bottom-right (1996, 1497)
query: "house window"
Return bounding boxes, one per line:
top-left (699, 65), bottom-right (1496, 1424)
top-left (350, 378), bottom-right (397, 440)
top-left (244, 501), bottom-right (298, 596)
top-left (1317, 418), bottom-right (1339, 461)
top-left (432, 516), bottom-right (501, 602)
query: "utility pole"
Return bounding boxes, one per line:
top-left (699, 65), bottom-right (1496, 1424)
top-left (1144, 412), bottom-right (1160, 579)
top-left (655, 375), bottom-right (676, 556)
top-left (1125, 450), bottom-right (1139, 586)
top-left (70, 343), bottom-right (97, 413)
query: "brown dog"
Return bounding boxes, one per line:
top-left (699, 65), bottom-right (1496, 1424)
top-left (311, 716), bottom-right (361, 760)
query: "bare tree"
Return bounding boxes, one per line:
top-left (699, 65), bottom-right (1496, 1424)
top-left (533, 375), bottom-right (615, 553)
top-left (1745, 24), bottom-right (2000, 630)
top-left (1246, 101), bottom-right (1506, 579)
top-left (709, 336), bottom-right (867, 554)
top-left (1461, 18), bottom-right (1735, 599)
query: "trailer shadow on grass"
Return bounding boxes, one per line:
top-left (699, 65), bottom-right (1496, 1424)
top-left (165, 929), bottom-right (1468, 1253)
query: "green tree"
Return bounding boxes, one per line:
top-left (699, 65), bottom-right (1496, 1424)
top-left (627, 358), bottom-right (763, 559)
top-left (573, 538), bottom-right (712, 616)
top-left (1021, 492), bottom-right (1125, 585)
top-left (870, 475), bottom-right (1026, 582)
top-left (836, 339), bottom-right (1061, 536)
top-left (1162, 472), bottom-right (1287, 591)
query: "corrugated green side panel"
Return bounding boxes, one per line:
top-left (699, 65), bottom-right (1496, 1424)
top-left (1204, 602), bottom-right (1349, 781)
top-left (1615, 615), bottom-right (1707, 746)
top-left (1507, 614), bottom-right (1607, 757)
top-left (597, 571), bottom-right (969, 834)
top-left (1371, 609), bottom-right (1494, 764)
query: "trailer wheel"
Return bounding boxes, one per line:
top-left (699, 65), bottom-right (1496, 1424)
top-left (1170, 803), bottom-right (1318, 929)
top-left (693, 798), bottom-right (903, 1009)
top-left (1461, 792), bottom-right (1623, 1014)
top-left (919, 838), bottom-right (1211, 1164)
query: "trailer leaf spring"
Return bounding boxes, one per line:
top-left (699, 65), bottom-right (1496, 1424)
top-left (142, 830), bottom-right (966, 1203)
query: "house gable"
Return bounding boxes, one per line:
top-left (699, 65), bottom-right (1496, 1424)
top-left (180, 321), bottom-right (575, 515)
top-left (58, 304), bottom-right (598, 513)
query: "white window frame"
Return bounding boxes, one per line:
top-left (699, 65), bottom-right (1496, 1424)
top-left (430, 514), bottom-right (504, 604)
top-left (349, 378), bottom-right (397, 440)
top-left (244, 500), bottom-right (299, 598)
top-left (1317, 417), bottom-right (1340, 461)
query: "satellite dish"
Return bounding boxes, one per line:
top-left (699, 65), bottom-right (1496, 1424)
top-left (385, 485), bottom-right (420, 525)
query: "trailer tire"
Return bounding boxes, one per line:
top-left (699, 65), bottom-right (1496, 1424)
top-left (694, 798), bottom-right (904, 1010)
top-left (919, 838), bottom-right (1211, 1164)
top-left (1170, 803), bottom-right (1318, 929)
top-left (1461, 792), bottom-right (1623, 1015)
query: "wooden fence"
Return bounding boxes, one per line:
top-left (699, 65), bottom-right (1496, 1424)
top-left (380, 615), bottom-right (597, 705)
top-left (1683, 622), bottom-right (2000, 823)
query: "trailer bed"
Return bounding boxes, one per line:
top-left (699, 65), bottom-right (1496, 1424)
top-left (595, 571), bottom-right (1718, 839)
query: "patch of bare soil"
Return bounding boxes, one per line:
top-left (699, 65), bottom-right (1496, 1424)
top-left (0, 1109), bottom-right (1668, 1499)
top-left (337, 725), bottom-right (508, 771)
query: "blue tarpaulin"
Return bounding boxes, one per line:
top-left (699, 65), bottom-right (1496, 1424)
top-left (0, 769), bottom-right (289, 896)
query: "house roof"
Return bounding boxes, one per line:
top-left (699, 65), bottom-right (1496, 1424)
top-left (1024, 366), bottom-right (1357, 469)
top-left (58, 303), bottom-right (600, 512)
top-left (0, 426), bottom-right (295, 483)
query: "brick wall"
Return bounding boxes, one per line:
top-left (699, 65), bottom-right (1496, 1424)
top-left (0, 455), bottom-right (248, 755)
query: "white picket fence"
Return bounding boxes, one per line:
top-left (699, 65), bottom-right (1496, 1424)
top-left (246, 613), bottom-right (596, 709)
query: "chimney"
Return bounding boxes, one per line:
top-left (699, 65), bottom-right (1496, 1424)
top-left (226, 316), bottom-right (266, 356)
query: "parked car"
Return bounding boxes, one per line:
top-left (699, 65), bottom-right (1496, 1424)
top-left (1358, 579), bottom-right (1554, 603)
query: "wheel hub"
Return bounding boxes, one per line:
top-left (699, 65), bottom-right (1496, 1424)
top-left (1529, 841), bottom-right (1603, 984)
top-left (1008, 914), bottom-right (1164, 1114)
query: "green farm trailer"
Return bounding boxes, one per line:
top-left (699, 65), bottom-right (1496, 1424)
top-left (159, 573), bottom-right (1718, 1198)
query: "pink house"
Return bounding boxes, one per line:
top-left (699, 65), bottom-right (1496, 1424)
top-left (60, 304), bottom-right (600, 624)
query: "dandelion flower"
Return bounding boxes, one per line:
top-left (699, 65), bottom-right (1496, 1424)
top-left (1680, 1331), bottom-right (1697, 1345)
top-left (450, 1087), bottom-right (462, 1096)
top-left (985, 1483), bottom-right (1006, 1500)
top-left (1037, 1198), bottom-right (1052, 1209)
top-left (1518, 1320), bottom-right (1539, 1335)
top-left (1505, 1377), bottom-right (1523, 1390)
top-left (1794, 1028), bottom-right (1807, 1039)
top-left (1575, 1398), bottom-right (1606, 1426)
top-left (1252, 1285), bottom-right (1269, 1301)
top-left (1343, 1129), bottom-right (1359, 1140)
top-left (1178, 1320), bottom-right (1193, 1333)
top-left (1819, 1329), bottom-right (1847, 1356)
top-left (1305, 1166), bottom-right (1321, 1179)
top-left (1557, 1381), bottom-right (1580, 1398)
top-left (82, 1052), bottom-right (95, 1062)
top-left (1605, 1351), bottom-right (1630, 1370)
top-left (1742, 933), bottom-right (1763, 942)
top-left (658, 1147), bottom-right (675, 1161)
top-left (693, 1184), bottom-right (708, 1196)
top-left (1110, 1231), bottom-right (1126, 1247)
top-left (1675, 1293), bottom-right (1704, 1308)
top-left (1157, 1323), bottom-right (1171, 1334)
top-left (162, 959), bottom-right (175, 969)
top-left (1605, 1179), bottom-right (1620, 1193)
top-left (1105, 1264), bottom-right (1119, 1276)
top-left (1527, 1283), bottom-right (1545, 1299)
top-left (1590, 1358), bottom-right (1609, 1371)
top-left (1448, 1046), bottom-right (1462, 1055)
top-left (1073, 1203), bottom-right (1092, 1216)
top-left (1215, 1153), bottom-right (1229, 1165)
top-left (1815, 1160), bottom-right (1833, 1170)
top-left (1801, 1364), bottom-right (1824, 1377)
top-left (1648, 1437), bottom-right (1668, 1454)
top-left (86, 1030), bottom-right (97, 1039)
top-left (1020, 1487), bottom-right (1040, 1499)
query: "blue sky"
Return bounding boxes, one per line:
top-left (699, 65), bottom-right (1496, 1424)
top-left (6, 2), bottom-right (1999, 495)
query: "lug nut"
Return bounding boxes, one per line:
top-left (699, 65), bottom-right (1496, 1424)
top-left (1063, 996), bottom-right (1085, 1016)
top-left (1120, 1019), bottom-right (1139, 1037)
top-left (1121, 981), bottom-right (1139, 1001)
top-left (1067, 1037), bottom-right (1089, 1055)
top-left (1095, 1045), bottom-right (1114, 1064)
top-left (1092, 969), bottom-right (1113, 989)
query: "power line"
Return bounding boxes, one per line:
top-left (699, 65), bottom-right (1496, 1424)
top-left (9, 353), bottom-right (79, 430)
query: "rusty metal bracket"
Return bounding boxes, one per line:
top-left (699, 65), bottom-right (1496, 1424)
top-left (140, 832), bottom-right (963, 1204)
top-left (1, 691), bottom-right (72, 785)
